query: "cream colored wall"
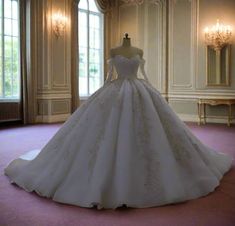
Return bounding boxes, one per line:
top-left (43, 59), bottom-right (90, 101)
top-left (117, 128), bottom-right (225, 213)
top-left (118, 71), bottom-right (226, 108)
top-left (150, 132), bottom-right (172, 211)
top-left (33, 0), bottom-right (235, 123)
top-left (30, 0), bottom-right (73, 123)
top-left (168, 0), bottom-right (235, 122)
top-left (111, 0), bottom-right (235, 123)
top-left (107, 0), bottom-right (167, 94)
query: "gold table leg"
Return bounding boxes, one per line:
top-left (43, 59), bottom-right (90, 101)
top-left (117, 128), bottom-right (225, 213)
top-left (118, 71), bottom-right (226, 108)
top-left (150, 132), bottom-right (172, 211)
top-left (198, 102), bottom-right (201, 125)
top-left (228, 104), bottom-right (232, 127)
top-left (203, 103), bottom-right (206, 124)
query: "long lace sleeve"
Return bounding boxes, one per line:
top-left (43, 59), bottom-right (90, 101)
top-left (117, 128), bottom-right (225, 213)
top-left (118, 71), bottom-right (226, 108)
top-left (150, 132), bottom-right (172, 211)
top-left (104, 59), bottom-right (113, 84)
top-left (139, 58), bottom-right (150, 83)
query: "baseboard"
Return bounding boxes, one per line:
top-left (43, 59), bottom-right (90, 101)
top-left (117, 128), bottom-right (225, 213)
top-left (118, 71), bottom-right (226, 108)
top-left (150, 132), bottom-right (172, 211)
top-left (178, 113), bottom-right (232, 124)
top-left (36, 114), bottom-right (71, 123)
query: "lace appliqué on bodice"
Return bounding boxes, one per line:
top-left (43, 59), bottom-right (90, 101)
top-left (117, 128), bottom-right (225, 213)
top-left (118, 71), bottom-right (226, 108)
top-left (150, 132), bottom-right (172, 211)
top-left (105, 55), bottom-right (149, 83)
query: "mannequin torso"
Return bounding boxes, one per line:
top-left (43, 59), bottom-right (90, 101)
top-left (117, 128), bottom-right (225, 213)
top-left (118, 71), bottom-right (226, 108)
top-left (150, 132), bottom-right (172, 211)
top-left (110, 34), bottom-right (143, 59)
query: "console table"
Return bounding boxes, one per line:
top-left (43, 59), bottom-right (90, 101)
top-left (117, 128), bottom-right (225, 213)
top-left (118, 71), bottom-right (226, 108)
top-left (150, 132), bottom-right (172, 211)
top-left (197, 98), bottom-right (235, 126)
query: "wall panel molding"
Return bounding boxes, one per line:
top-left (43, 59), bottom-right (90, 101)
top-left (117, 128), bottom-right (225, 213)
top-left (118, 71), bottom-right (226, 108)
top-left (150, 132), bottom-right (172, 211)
top-left (118, 3), bottom-right (139, 45)
top-left (37, 98), bottom-right (71, 118)
top-left (35, 0), bottom-right (73, 123)
top-left (30, 0), bottom-right (235, 124)
top-left (178, 113), bottom-right (233, 124)
top-left (195, 0), bottom-right (235, 91)
top-left (168, 0), bottom-right (196, 90)
top-left (155, 0), bottom-right (167, 93)
top-left (36, 114), bottom-right (70, 123)
top-left (52, 0), bottom-right (71, 90)
top-left (37, 93), bottom-right (72, 99)
top-left (51, 99), bottom-right (71, 115)
top-left (168, 92), bottom-right (235, 99)
top-left (117, 0), bottom-right (167, 92)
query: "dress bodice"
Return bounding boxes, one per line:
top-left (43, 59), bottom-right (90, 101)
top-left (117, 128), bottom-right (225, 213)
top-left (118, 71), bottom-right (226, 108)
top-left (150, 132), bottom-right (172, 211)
top-left (112, 55), bottom-right (140, 79)
top-left (105, 54), bottom-right (149, 83)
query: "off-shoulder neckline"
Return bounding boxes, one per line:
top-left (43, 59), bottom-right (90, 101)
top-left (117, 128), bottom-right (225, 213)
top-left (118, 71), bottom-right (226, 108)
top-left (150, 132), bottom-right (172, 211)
top-left (107, 54), bottom-right (145, 62)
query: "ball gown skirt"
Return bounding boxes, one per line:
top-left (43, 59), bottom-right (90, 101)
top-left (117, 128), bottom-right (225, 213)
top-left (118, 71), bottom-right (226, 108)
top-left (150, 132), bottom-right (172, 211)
top-left (5, 55), bottom-right (233, 209)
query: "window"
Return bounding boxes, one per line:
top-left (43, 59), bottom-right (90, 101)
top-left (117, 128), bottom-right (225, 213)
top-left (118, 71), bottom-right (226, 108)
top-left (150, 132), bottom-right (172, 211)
top-left (0, 0), bottom-right (20, 100)
top-left (78, 0), bottom-right (104, 97)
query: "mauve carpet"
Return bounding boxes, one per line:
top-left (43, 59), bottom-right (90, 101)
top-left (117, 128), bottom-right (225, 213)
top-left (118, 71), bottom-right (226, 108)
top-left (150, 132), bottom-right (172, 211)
top-left (0, 123), bottom-right (235, 226)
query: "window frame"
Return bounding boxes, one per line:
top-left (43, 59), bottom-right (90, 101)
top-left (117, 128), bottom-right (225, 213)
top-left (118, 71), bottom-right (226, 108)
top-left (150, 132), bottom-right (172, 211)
top-left (78, 0), bottom-right (104, 98)
top-left (0, 0), bottom-right (20, 102)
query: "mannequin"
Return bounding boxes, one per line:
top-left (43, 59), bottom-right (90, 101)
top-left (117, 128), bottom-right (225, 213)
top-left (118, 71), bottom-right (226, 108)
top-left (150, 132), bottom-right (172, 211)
top-left (106, 33), bottom-right (148, 83)
top-left (110, 33), bottom-right (143, 59)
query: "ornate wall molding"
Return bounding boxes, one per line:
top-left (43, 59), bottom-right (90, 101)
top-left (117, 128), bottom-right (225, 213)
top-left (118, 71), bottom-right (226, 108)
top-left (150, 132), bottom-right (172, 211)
top-left (156, 0), bottom-right (167, 93)
top-left (118, 1), bottom-right (139, 45)
top-left (117, 0), bottom-right (166, 92)
top-left (168, 92), bottom-right (235, 99)
top-left (52, 1), bottom-right (71, 90)
top-left (149, 0), bottom-right (164, 5)
top-left (121, 0), bottom-right (144, 5)
top-left (168, 0), bottom-right (197, 90)
top-left (35, 0), bottom-right (73, 122)
top-left (121, 0), bottom-right (163, 5)
top-left (36, 113), bottom-right (70, 123)
top-left (177, 113), bottom-right (230, 124)
top-left (51, 99), bottom-right (71, 115)
top-left (37, 98), bottom-right (71, 122)
top-left (37, 93), bottom-right (72, 99)
top-left (143, 0), bottom-right (167, 93)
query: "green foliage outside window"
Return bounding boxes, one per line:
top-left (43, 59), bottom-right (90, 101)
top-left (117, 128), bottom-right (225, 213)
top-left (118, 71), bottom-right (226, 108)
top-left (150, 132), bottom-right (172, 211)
top-left (0, 38), bottom-right (19, 98)
top-left (0, 0), bottom-right (20, 99)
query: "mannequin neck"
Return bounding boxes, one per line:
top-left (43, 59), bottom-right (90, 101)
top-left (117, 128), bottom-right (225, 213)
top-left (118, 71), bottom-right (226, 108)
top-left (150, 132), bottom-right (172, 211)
top-left (122, 38), bottom-right (131, 47)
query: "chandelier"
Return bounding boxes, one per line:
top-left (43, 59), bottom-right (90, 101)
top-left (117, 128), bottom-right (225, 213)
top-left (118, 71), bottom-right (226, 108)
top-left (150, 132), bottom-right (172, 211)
top-left (52, 11), bottom-right (68, 38)
top-left (204, 20), bottom-right (232, 51)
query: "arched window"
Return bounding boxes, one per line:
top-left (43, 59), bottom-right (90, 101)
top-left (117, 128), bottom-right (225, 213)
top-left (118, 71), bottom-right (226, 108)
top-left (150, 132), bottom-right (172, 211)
top-left (0, 0), bottom-right (20, 100)
top-left (78, 0), bottom-right (104, 97)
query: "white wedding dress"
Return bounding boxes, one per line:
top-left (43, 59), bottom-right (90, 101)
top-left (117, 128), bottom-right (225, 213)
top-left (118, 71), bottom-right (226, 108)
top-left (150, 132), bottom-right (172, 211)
top-left (5, 55), bottom-right (233, 209)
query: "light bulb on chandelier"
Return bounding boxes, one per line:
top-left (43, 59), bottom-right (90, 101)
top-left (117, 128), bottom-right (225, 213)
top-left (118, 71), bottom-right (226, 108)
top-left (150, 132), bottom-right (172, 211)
top-left (204, 19), bottom-right (232, 51)
top-left (52, 11), bottom-right (68, 38)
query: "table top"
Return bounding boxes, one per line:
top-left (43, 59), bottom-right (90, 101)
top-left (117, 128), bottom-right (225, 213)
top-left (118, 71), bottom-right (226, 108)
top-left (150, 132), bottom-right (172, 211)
top-left (198, 98), bottom-right (235, 105)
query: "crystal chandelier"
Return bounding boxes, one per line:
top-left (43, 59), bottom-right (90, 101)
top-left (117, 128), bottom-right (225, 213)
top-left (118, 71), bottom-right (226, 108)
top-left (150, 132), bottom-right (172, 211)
top-left (52, 11), bottom-right (68, 38)
top-left (204, 20), bottom-right (232, 51)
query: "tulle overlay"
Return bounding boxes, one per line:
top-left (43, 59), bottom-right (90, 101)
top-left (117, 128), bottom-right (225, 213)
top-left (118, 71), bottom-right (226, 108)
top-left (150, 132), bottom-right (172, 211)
top-left (5, 55), bottom-right (232, 209)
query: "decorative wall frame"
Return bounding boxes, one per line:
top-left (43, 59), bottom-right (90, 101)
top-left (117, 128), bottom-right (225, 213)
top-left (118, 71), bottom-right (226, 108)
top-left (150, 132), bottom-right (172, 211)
top-left (206, 45), bottom-right (231, 87)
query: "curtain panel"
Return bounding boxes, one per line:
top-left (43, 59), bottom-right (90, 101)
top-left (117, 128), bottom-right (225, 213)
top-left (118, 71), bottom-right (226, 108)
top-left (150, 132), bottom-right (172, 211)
top-left (95, 0), bottom-right (112, 13)
top-left (19, 0), bottom-right (35, 124)
top-left (94, 0), bottom-right (117, 79)
top-left (71, 0), bottom-right (80, 112)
